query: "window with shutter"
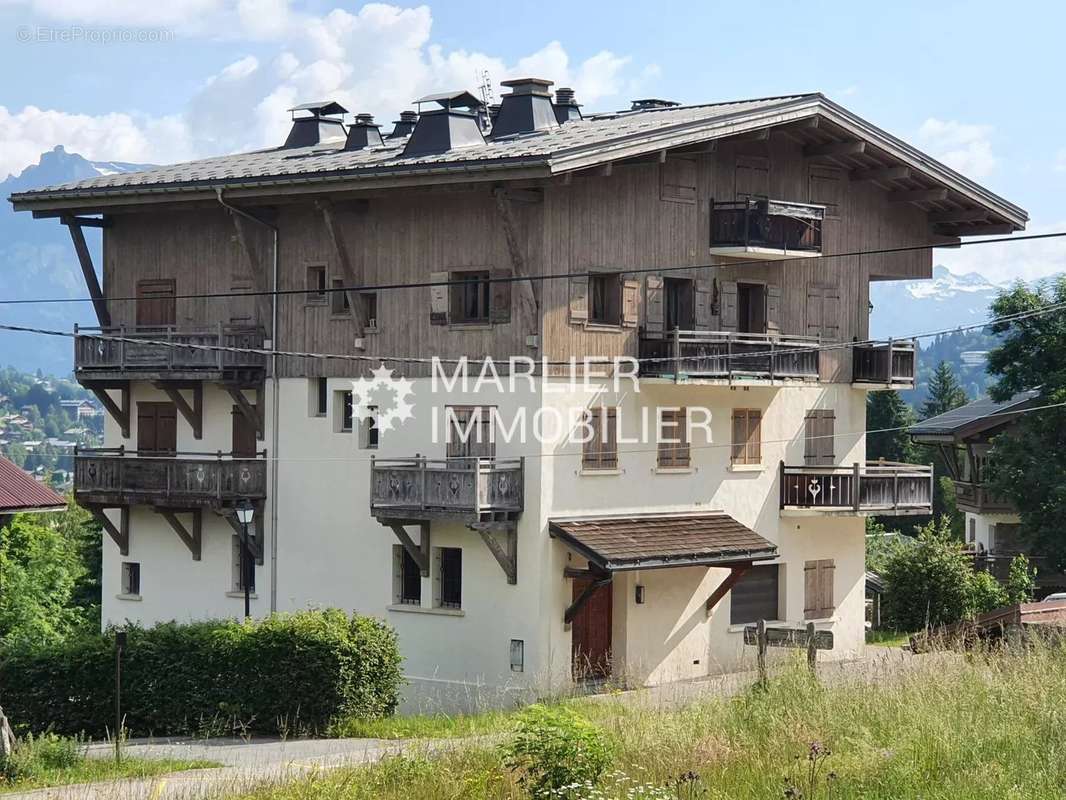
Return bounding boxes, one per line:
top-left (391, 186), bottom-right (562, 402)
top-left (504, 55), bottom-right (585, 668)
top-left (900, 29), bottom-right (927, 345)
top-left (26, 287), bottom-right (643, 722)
top-left (809, 166), bottom-right (845, 219)
top-left (735, 156), bottom-right (770, 201)
top-left (731, 409), bottom-right (762, 465)
top-left (569, 274), bottom-right (589, 324)
top-left (644, 275), bottom-right (665, 338)
top-left (804, 410), bottom-right (835, 466)
top-left (657, 408), bottom-right (690, 468)
top-left (583, 407), bottom-right (619, 470)
top-left (661, 157), bottom-right (697, 204)
top-left (766, 284), bottom-right (782, 334)
top-left (589, 273), bottom-right (623, 325)
top-left (719, 280), bottom-right (738, 331)
top-left (137, 402), bottom-right (177, 455)
top-left (730, 564), bottom-right (780, 625)
top-left (804, 559), bottom-right (835, 620)
top-left (446, 406), bottom-right (495, 463)
top-left (449, 270), bottom-right (491, 324)
top-left (621, 278), bottom-right (640, 328)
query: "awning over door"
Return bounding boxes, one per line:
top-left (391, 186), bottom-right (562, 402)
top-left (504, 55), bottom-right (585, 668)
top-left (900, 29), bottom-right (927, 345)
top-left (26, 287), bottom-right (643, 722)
top-left (549, 512), bottom-right (777, 571)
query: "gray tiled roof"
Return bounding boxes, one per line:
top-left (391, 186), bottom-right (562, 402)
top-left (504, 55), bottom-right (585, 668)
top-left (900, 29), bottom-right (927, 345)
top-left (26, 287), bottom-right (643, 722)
top-left (908, 389), bottom-right (1039, 437)
top-left (10, 95), bottom-right (813, 200)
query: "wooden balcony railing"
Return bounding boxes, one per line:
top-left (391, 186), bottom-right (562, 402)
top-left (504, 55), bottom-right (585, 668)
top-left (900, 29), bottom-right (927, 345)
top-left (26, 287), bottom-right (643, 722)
top-left (780, 461), bottom-right (933, 515)
top-left (955, 481), bottom-right (1014, 514)
top-left (852, 340), bottom-right (917, 388)
top-left (74, 323), bottom-right (267, 377)
top-left (74, 447), bottom-right (267, 508)
top-left (710, 199), bottom-right (824, 256)
top-left (639, 330), bottom-right (820, 381)
top-left (370, 456), bottom-right (524, 521)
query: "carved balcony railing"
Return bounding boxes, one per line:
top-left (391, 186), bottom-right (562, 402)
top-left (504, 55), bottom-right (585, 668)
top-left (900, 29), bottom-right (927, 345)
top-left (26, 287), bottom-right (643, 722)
top-left (370, 456), bottom-right (524, 523)
top-left (74, 447), bottom-right (267, 509)
top-left (640, 330), bottom-right (820, 382)
top-left (74, 323), bottom-right (267, 381)
top-left (852, 339), bottom-right (917, 389)
top-left (780, 461), bottom-right (933, 516)
top-left (710, 199), bottom-right (824, 258)
top-left (955, 481), bottom-right (1014, 514)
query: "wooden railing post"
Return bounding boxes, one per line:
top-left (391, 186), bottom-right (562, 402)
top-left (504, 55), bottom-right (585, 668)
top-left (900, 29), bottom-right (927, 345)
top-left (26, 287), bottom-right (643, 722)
top-left (672, 327), bottom-right (681, 383)
top-left (473, 458), bottom-right (482, 517)
top-left (216, 320), bottom-right (224, 369)
top-left (119, 324), bottom-right (127, 371)
top-left (756, 619), bottom-right (767, 684)
top-left (852, 462), bottom-right (861, 512)
top-left (420, 456), bottom-right (428, 513)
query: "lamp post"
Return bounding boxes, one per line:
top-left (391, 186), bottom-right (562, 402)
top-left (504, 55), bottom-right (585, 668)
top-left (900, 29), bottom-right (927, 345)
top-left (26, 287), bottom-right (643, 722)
top-left (235, 500), bottom-right (255, 619)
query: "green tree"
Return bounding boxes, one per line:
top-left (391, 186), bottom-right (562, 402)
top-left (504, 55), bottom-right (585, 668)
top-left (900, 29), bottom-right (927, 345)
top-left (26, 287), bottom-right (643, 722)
top-left (921, 360), bottom-right (969, 419)
top-left (1005, 554), bottom-right (1036, 605)
top-left (985, 277), bottom-right (1066, 568)
top-left (867, 390), bottom-right (918, 463)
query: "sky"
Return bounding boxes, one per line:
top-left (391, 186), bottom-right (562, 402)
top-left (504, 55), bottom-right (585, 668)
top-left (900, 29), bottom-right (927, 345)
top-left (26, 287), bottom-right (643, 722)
top-left (1, 0), bottom-right (1064, 284)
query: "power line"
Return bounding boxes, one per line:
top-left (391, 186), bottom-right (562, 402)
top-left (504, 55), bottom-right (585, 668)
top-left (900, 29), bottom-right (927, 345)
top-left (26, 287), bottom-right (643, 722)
top-left (0, 229), bottom-right (1062, 308)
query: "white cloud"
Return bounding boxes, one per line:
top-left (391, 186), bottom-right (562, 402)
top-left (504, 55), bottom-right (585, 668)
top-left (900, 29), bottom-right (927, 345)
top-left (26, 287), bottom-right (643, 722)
top-left (937, 220), bottom-right (1066, 285)
top-left (1054, 148), bottom-right (1066, 173)
top-left (17, 0), bottom-right (225, 28)
top-left (918, 117), bottom-right (997, 178)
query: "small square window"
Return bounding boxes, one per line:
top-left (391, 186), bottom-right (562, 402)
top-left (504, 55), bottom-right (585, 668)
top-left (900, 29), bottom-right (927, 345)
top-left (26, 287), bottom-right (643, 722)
top-left (589, 273), bottom-right (622, 325)
top-left (437, 547), bottom-right (462, 609)
top-left (231, 536), bottom-right (255, 593)
top-left (330, 279), bottom-right (350, 315)
top-left (306, 265), bottom-right (326, 304)
top-left (449, 271), bottom-right (491, 324)
top-left (394, 546), bottom-right (422, 605)
top-left (335, 390), bottom-right (353, 433)
top-left (121, 562), bottom-right (140, 596)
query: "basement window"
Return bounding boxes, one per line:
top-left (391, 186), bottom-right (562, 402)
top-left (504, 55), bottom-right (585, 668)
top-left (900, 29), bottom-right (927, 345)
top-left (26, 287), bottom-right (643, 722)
top-left (450, 270), bottom-right (491, 324)
top-left (120, 562), bottom-right (140, 597)
top-left (589, 273), bottom-right (622, 325)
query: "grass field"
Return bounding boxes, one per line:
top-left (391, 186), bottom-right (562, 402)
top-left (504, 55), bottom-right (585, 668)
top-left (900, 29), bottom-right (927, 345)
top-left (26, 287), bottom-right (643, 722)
top-left (229, 643), bottom-right (1066, 800)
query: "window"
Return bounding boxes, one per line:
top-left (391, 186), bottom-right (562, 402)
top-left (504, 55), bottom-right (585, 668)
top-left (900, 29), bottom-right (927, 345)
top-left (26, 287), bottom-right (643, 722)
top-left (362, 292), bottom-right (378, 329)
top-left (359, 406), bottom-right (379, 450)
top-left (968, 517), bottom-right (976, 544)
top-left (137, 402), bottom-right (177, 455)
top-left (393, 546), bottom-right (422, 605)
top-left (231, 403), bottom-right (258, 457)
top-left (804, 559), bottom-right (835, 620)
top-left (450, 270), bottom-right (491, 323)
top-left (335, 390), bottom-right (353, 433)
top-left (309, 377), bottom-right (328, 417)
top-left (437, 547), bottom-right (462, 609)
top-left (731, 409), bottom-right (762, 466)
top-left (657, 408), bottom-right (690, 468)
top-left (232, 535), bottom-right (255, 593)
top-left (330, 278), bottom-right (350, 315)
top-left (306, 265), bottom-right (326, 304)
top-left (135, 279), bottom-right (176, 329)
top-left (664, 277), bottom-right (694, 331)
top-left (735, 155), bottom-right (769, 201)
top-left (121, 562), bottom-right (140, 596)
top-left (445, 406), bottom-right (495, 462)
top-left (804, 410), bottom-right (835, 466)
top-left (582, 407), bottom-right (618, 471)
top-left (589, 273), bottom-right (622, 325)
top-left (730, 564), bottom-right (780, 625)
top-left (737, 283), bottom-right (766, 334)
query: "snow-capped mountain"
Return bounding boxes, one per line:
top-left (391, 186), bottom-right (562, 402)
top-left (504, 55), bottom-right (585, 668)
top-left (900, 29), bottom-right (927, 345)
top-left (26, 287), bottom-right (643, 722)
top-left (0, 147), bottom-right (154, 376)
top-left (870, 264), bottom-right (1004, 340)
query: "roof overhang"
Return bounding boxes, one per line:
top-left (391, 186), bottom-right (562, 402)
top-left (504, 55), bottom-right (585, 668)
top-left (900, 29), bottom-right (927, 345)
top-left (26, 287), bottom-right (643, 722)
top-left (549, 511), bottom-right (778, 572)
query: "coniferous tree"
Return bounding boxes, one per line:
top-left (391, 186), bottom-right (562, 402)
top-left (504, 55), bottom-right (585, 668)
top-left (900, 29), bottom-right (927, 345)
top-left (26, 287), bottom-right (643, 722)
top-left (921, 360), bottom-right (969, 419)
top-left (867, 391), bottom-right (918, 464)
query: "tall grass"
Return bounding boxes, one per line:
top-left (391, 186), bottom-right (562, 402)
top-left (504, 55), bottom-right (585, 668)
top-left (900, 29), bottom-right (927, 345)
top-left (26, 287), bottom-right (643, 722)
top-left (229, 642), bottom-right (1066, 799)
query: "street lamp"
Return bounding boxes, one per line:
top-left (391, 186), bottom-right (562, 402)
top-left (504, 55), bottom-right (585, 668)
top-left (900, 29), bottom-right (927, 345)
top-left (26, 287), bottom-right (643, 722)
top-left (235, 500), bottom-right (255, 620)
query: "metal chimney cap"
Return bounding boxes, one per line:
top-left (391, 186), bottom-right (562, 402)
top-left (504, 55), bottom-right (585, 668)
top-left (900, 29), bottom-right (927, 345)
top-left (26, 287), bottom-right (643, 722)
top-left (415, 90), bottom-right (484, 110)
top-left (630, 98), bottom-right (680, 111)
top-left (501, 78), bottom-right (554, 96)
top-left (555, 87), bottom-right (580, 105)
top-left (287, 101), bottom-right (348, 117)
top-left (396, 110), bottom-right (418, 122)
top-left (354, 113), bottom-right (378, 125)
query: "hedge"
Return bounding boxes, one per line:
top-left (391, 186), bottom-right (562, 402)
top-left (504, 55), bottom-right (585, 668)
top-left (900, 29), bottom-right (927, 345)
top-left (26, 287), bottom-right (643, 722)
top-left (0, 609), bottom-right (402, 738)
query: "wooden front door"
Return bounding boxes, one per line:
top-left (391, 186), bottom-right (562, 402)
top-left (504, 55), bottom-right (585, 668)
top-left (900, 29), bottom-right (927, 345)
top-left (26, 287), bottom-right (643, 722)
top-left (137, 401), bottom-right (177, 455)
top-left (571, 577), bottom-right (613, 680)
top-left (136, 279), bottom-right (176, 329)
top-left (231, 404), bottom-right (258, 457)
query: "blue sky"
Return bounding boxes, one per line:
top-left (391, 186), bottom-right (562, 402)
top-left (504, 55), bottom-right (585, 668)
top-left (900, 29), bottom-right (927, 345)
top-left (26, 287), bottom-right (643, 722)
top-left (2, 0), bottom-right (1064, 281)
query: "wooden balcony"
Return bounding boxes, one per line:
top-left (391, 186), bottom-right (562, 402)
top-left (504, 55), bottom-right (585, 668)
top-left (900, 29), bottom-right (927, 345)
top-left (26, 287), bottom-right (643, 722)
top-left (780, 461), bottom-right (933, 516)
top-left (710, 199), bottom-right (824, 259)
top-left (955, 481), bottom-right (1014, 514)
top-left (74, 447), bottom-right (267, 509)
top-left (74, 323), bottom-right (267, 382)
top-left (639, 330), bottom-right (820, 382)
top-left (370, 456), bottom-right (524, 524)
top-left (852, 340), bottom-right (917, 389)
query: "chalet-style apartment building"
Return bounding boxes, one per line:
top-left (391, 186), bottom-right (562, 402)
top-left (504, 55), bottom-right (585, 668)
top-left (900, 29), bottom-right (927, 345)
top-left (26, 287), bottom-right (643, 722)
top-left (11, 82), bottom-right (1026, 708)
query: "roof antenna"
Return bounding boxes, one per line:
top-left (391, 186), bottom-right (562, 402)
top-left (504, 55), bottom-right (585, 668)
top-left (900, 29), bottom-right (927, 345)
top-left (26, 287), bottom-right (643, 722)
top-left (476, 69), bottom-right (496, 107)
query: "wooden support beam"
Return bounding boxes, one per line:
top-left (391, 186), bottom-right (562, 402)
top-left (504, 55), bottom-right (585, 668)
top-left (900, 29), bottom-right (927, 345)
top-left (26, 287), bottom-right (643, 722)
top-left (505, 188), bottom-right (543, 204)
top-left (928, 208), bottom-right (989, 224)
top-left (90, 506), bottom-right (129, 555)
top-left (849, 165), bottom-right (911, 183)
top-left (159, 509), bottom-right (202, 560)
top-left (477, 527), bottom-right (517, 585)
top-left (224, 385), bottom-right (263, 440)
top-left (492, 187), bottom-right (541, 322)
top-left (157, 384), bottom-right (203, 440)
top-left (564, 575), bottom-right (612, 625)
top-left (731, 128), bottom-right (771, 142)
top-left (316, 198), bottom-right (367, 335)
top-left (704, 562), bottom-right (753, 616)
top-left (387, 522), bottom-right (430, 577)
top-left (227, 211), bottom-right (273, 336)
top-left (39, 212), bottom-right (111, 227)
top-left (929, 234), bottom-right (962, 248)
top-left (804, 140), bottom-right (866, 159)
top-left (223, 510), bottom-right (263, 564)
top-left (86, 382), bottom-right (129, 438)
top-left (889, 188), bottom-right (949, 203)
top-left (62, 215), bottom-right (111, 328)
top-left (950, 223), bottom-right (1015, 236)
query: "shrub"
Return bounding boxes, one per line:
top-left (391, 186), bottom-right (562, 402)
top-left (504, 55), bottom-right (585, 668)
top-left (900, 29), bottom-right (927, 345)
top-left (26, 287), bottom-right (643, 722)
top-left (0, 734), bottom-right (82, 782)
top-left (969, 571), bottom-right (1008, 615)
top-left (0, 609), bottom-right (402, 738)
top-left (502, 704), bottom-right (614, 798)
top-left (1006, 554), bottom-right (1036, 604)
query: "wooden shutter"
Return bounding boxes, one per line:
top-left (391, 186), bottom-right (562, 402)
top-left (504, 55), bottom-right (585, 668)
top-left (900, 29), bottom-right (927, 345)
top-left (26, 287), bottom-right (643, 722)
top-left (822, 287), bottom-right (841, 341)
top-left (644, 275), bottom-right (665, 338)
top-left (819, 559), bottom-right (836, 618)
top-left (766, 284), bottom-right (782, 334)
top-left (430, 271), bottom-right (449, 325)
top-left (694, 279), bottom-right (713, 330)
top-left (569, 274), bottom-right (589, 324)
top-left (809, 166), bottom-right (845, 218)
top-left (583, 407), bottom-right (617, 469)
top-left (804, 561), bottom-right (819, 619)
top-left (658, 408), bottom-right (689, 468)
top-left (661, 157), bottom-right (697, 204)
top-left (137, 401), bottom-right (177, 454)
top-left (719, 280), bottom-right (738, 331)
top-left (731, 409), bottom-right (761, 465)
top-left (805, 286), bottom-right (824, 338)
top-left (603, 407), bottom-right (618, 468)
top-left (621, 279), bottom-right (640, 328)
top-left (490, 268), bottom-right (512, 324)
top-left (232, 404), bottom-right (258, 457)
top-left (136, 279), bottom-right (176, 328)
top-left (735, 156), bottom-right (769, 200)
top-left (804, 410), bottom-right (835, 466)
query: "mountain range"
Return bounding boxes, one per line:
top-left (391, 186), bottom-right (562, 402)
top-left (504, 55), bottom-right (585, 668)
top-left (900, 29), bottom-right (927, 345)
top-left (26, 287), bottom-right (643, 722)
top-left (869, 265), bottom-right (1005, 340)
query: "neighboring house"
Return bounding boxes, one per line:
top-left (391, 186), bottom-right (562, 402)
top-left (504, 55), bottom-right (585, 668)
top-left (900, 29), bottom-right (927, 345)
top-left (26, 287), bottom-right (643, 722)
top-left (10, 84), bottom-right (1024, 709)
top-left (0, 456), bottom-right (66, 527)
top-left (908, 391), bottom-right (1066, 593)
top-left (60, 398), bottom-right (101, 420)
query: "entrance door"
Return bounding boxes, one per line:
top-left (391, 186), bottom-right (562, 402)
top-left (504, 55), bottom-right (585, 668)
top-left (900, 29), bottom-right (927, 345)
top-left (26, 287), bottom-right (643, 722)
top-left (737, 283), bottom-right (766, 334)
top-left (664, 278), bottom-right (694, 332)
top-left (571, 577), bottom-right (613, 680)
top-left (136, 279), bottom-right (176, 329)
